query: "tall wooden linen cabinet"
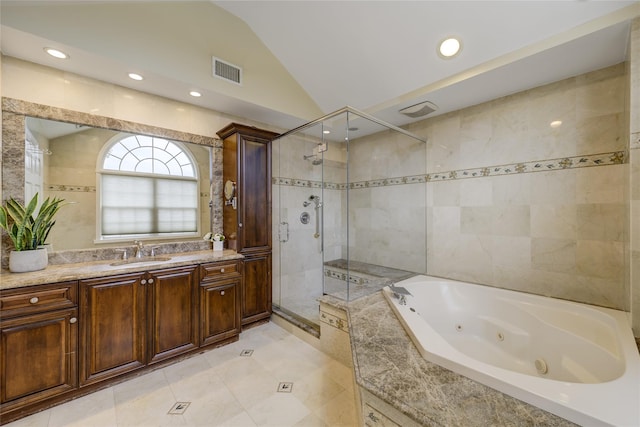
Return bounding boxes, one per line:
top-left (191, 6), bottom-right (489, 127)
top-left (217, 123), bottom-right (279, 328)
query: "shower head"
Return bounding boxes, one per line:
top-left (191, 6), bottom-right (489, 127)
top-left (303, 154), bottom-right (323, 165)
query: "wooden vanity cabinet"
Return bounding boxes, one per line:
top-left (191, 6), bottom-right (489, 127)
top-left (218, 123), bottom-right (278, 328)
top-left (199, 260), bottom-right (242, 346)
top-left (0, 282), bottom-right (78, 420)
top-left (79, 265), bottom-right (198, 386)
top-left (242, 253), bottom-right (272, 326)
top-left (79, 272), bottom-right (146, 386)
top-left (147, 266), bottom-right (199, 364)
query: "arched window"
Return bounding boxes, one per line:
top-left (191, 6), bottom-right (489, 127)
top-left (98, 134), bottom-right (199, 240)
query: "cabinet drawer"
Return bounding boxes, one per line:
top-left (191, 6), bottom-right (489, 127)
top-left (199, 260), bottom-right (241, 280)
top-left (0, 282), bottom-right (78, 318)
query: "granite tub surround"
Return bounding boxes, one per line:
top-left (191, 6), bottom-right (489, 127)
top-left (346, 292), bottom-right (577, 427)
top-left (0, 248), bottom-right (242, 290)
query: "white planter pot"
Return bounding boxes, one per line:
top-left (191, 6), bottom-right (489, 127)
top-left (213, 241), bottom-right (224, 251)
top-left (9, 248), bottom-right (48, 273)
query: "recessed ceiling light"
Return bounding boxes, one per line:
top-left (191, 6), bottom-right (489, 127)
top-left (323, 130), bottom-right (331, 134)
top-left (438, 37), bottom-right (462, 59)
top-left (44, 48), bottom-right (69, 59)
top-left (128, 73), bottom-right (144, 81)
top-left (550, 120), bottom-right (563, 128)
top-left (189, 91), bottom-right (202, 97)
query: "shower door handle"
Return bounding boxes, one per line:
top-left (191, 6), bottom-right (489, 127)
top-left (279, 222), bottom-right (289, 243)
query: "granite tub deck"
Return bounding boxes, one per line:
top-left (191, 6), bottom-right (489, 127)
top-left (345, 291), bottom-right (578, 427)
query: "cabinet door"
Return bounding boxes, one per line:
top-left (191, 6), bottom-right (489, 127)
top-left (79, 273), bottom-right (146, 386)
top-left (239, 135), bottom-right (271, 254)
top-left (148, 266), bottom-right (198, 364)
top-left (200, 278), bottom-right (240, 346)
top-left (242, 253), bottom-right (272, 325)
top-left (1, 308), bottom-right (77, 408)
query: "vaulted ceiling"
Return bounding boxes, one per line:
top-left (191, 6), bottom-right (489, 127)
top-left (2, 1), bottom-right (639, 133)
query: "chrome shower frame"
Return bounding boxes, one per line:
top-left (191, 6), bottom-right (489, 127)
top-left (272, 105), bottom-right (426, 332)
top-left (274, 105), bottom-right (427, 144)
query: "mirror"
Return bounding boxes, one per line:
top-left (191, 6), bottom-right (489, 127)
top-left (2, 98), bottom-right (222, 254)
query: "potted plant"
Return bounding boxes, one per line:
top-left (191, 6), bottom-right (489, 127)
top-left (0, 193), bottom-right (66, 272)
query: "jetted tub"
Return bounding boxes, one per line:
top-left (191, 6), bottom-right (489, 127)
top-left (382, 275), bottom-right (640, 427)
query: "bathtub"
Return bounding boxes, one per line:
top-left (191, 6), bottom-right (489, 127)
top-left (382, 275), bottom-right (640, 427)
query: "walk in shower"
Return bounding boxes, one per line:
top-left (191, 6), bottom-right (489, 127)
top-left (272, 107), bottom-right (427, 331)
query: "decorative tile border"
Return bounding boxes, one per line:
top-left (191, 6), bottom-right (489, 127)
top-left (319, 310), bottom-right (348, 332)
top-left (324, 266), bottom-right (394, 289)
top-left (47, 184), bottom-right (96, 192)
top-left (423, 151), bottom-right (626, 183)
top-left (273, 151), bottom-right (627, 190)
top-left (272, 177), bottom-right (343, 190)
top-left (324, 267), bottom-right (366, 285)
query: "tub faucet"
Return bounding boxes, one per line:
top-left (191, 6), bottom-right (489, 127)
top-left (389, 283), bottom-right (412, 305)
top-left (134, 240), bottom-right (144, 258)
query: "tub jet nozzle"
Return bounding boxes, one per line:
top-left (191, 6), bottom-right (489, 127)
top-left (535, 358), bottom-right (548, 375)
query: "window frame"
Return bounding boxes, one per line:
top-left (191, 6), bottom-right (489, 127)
top-left (95, 133), bottom-right (201, 244)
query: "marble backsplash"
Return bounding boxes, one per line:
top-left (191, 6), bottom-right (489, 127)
top-left (46, 240), bottom-right (211, 265)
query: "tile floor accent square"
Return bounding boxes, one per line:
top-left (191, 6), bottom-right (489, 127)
top-left (240, 349), bottom-right (254, 356)
top-left (168, 402), bottom-right (190, 415)
top-left (277, 382), bottom-right (293, 393)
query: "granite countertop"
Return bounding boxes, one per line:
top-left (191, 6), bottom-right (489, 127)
top-left (346, 292), bottom-right (578, 427)
top-left (0, 249), bottom-right (243, 290)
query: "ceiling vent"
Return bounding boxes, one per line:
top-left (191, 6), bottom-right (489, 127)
top-left (212, 57), bottom-right (242, 85)
top-left (399, 101), bottom-right (438, 118)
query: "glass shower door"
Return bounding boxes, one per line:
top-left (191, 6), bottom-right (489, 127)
top-left (273, 126), bottom-right (327, 328)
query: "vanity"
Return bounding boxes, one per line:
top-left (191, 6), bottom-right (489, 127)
top-left (0, 98), bottom-right (277, 424)
top-left (0, 249), bottom-right (243, 424)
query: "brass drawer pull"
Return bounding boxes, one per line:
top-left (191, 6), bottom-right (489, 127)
top-left (70, 317), bottom-right (77, 324)
top-left (148, 278), bottom-right (154, 284)
top-left (29, 297), bottom-right (39, 304)
top-left (220, 290), bottom-right (225, 296)
top-left (220, 268), bottom-right (225, 273)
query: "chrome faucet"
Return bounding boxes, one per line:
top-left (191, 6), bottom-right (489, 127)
top-left (134, 240), bottom-right (144, 258)
top-left (389, 283), bottom-right (412, 305)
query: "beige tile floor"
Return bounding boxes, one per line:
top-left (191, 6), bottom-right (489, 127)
top-left (5, 322), bottom-right (359, 427)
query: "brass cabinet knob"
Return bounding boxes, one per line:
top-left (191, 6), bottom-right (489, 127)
top-left (141, 279), bottom-right (147, 285)
top-left (220, 290), bottom-right (225, 296)
top-left (29, 297), bottom-right (39, 304)
top-left (148, 278), bottom-right (154, 284)
top-left (70, 317), bottom-right (77, 324)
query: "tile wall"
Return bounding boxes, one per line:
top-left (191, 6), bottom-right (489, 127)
top-left (404, 62), bottom-right (629, 310)
top-left (272, 61), bottom-right (632, 318)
